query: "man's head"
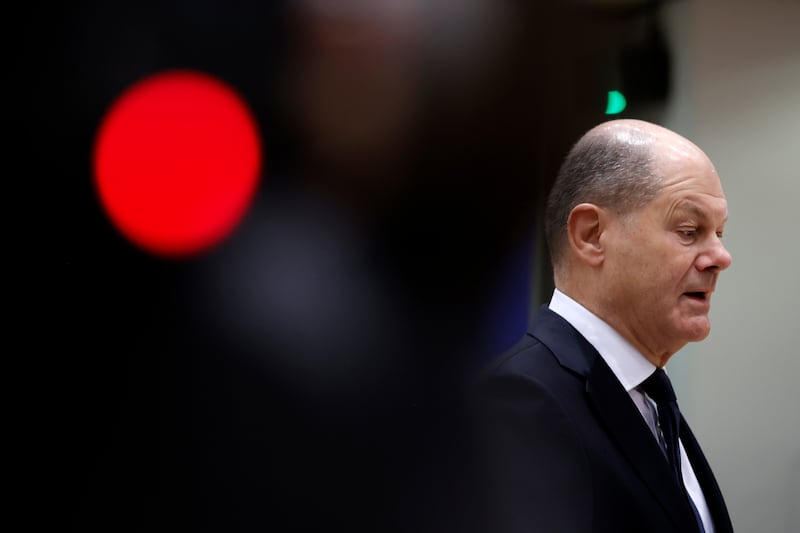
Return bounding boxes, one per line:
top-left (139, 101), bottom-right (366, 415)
top-left (545, 119), bottom-right (732, 366)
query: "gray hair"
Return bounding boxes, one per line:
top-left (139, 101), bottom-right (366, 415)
top-left (544, 126), bottom-right (663, 270)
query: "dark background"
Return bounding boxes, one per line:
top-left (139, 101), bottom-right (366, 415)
top-left (21, 1), bottom-right (671, 530)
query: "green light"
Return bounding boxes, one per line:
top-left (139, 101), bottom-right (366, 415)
top-left (605, 90), bottom-right (627, 115)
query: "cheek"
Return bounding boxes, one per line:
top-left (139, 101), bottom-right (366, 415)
top-left (629, 258), bottom-right (670, 291)
top-left (645, 245), bottom-right (692, 285)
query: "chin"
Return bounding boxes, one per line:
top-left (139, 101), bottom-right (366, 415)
top-left (673, 316), bottom-right (712, 343)
top-left (684, 322), bottom-right (711, 342)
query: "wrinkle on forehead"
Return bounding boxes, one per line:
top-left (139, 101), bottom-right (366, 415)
top-left (667, 196), bottom-right (729, 225)
top-left (657, 152), bottom-right (723, 196)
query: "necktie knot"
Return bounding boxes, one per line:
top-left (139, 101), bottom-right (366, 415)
top-left (640, 368), bottom-right (677, 405)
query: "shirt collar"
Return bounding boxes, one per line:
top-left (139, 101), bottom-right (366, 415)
top-left (548, 288), bottom-right (656, 392)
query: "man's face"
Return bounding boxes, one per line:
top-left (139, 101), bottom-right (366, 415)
top-left (599, 147), bottom-right (732, 360)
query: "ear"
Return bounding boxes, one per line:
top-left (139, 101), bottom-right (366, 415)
top-left (567, 203), bottom-right (606, 268)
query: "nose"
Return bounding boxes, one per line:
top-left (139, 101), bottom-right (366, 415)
top-left (697, 236), bottom-right (732, 272)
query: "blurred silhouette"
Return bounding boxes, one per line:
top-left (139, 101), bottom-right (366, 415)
top-left (32, 0), bottom-right (675, 530)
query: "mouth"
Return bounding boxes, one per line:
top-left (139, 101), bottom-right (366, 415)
top-left (683, 291), bottom-right (709, 302)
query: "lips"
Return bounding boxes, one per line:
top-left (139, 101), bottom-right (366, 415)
top-left (684, 291), bottom-right (707, 300)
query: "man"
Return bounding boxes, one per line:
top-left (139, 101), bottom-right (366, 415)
top-left (474, 119), bottom-right (734, 532)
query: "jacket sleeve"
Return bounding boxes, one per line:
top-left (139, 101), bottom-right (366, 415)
top-left (471, 372), bottom-right (594, 533)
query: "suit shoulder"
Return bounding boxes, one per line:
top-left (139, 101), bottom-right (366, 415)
top-left (480, 333), bottom-right (557, 378)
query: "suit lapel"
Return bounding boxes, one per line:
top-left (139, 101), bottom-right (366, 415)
top-left (586, 357), bottom-right (700, 531)
top-left (680, 418), bottom-right (734, 533)
top-left (531, 309), bottom-right (700, 532)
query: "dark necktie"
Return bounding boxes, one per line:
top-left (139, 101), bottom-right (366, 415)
top-left (640, 368), bottom-right (682, 476)
top-left (640, 368), bottom-right (706, 532)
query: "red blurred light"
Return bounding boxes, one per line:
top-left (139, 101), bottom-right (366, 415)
top-left (93, 70), bottom-right (262, 257)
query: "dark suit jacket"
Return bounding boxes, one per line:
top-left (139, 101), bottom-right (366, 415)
top-left (473, 307), bottom-right (733, 533)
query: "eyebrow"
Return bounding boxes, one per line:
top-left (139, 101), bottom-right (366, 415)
top-left (675, 203), bottom-right (705, 219)
top-left (672, 201), bottom-right (728, 223)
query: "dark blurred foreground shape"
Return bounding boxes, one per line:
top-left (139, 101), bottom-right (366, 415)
top-left (36, 0), bottom-right (674, 530)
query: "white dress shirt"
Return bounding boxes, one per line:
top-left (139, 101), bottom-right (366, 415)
top-left (549, 289), bottom-right (715, 533)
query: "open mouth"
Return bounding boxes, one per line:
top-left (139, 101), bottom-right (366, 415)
top-left (684, 291), bottom-right (707, 301)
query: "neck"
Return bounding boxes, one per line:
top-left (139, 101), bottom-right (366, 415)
top-left (555, 284), bottom-right (677, 368)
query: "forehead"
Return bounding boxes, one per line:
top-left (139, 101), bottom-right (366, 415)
top-left (653, 171), bottom-right (728, 223)
top-left (647, 143), bottom-right (728, 219)
top-left (657, 135), bottom-right (725, 192)
top-left (667, 195), bottom-right (729, 225)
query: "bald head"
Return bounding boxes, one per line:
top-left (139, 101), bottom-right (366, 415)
top-left (544, 119), bottom-right (709, 275)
